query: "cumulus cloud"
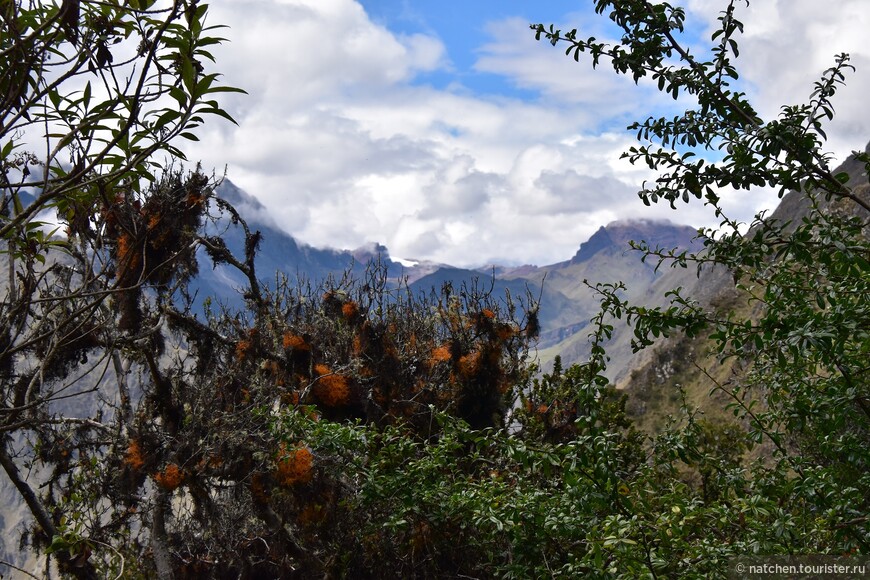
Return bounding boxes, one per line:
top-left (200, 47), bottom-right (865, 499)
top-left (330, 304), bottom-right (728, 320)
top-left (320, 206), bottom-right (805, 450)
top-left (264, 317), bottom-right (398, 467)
top-left (475, 17), bottom-right (650, 116)
top-left (535, 170), bottom-right (635, 213)
top-left (418, 156), bottom-right (498, 218)
top-left (186, 0), bottom-right (870, 268)
top-left (685, 0), bottom-right (870, 161)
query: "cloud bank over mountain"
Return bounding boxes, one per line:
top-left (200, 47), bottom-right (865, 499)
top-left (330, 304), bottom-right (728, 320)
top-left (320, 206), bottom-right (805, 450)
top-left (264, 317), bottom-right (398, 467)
top-left (187, 0), bottom-right (870, 268)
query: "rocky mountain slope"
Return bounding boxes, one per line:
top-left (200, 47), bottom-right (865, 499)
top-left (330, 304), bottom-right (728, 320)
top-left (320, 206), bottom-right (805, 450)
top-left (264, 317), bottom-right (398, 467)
top-left (614, 143), bottom-right (870, 432)
top-left (488, 220), bottom-right (702, 383)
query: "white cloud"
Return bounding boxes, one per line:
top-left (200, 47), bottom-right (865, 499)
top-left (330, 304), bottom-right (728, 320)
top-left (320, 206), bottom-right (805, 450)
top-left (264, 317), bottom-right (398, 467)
top-left (186, 0), bottom-right (870, 268)
top-left (475, 17), bottom-right (649, 115)
top-left (685, 0), bottom-right (870, 161)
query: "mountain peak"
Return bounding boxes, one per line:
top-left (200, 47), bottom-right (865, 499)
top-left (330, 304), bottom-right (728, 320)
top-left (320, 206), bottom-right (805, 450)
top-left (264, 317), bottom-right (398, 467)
top-left (570, 226), bottom-right (614, 264)
top-left (216, 179), bottom-right (265, 210)
top-left (570, 219), bottom-right (698, 264)
top-left (352, 242), bottom-right (390, 264)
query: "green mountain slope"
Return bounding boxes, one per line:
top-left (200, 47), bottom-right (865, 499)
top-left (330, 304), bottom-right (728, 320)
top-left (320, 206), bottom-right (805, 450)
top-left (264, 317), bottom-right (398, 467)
top-left (616, 142), bottom-right (870, 433)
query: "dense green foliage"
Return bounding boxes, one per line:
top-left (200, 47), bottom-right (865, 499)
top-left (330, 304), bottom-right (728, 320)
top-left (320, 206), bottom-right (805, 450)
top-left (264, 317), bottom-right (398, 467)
top-left (1, 0), bottom-right (868, 578)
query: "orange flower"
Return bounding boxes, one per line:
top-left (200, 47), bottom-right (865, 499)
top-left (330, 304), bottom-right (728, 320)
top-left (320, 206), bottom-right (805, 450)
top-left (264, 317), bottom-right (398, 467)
top-left (186, 190), bottom-right (205, 208)
top-left (116, 232), bottom-right (132, 261)
top-left (352, 335), bottom-right (364, 357)
top-left (115, 232), bottom-right (141, 278)
top-left (125, 439), bottom-right (146, 471)
top-left (235, 338), bottom-right (252, 361)
top-left (154, 463), bottom-right (185, 491)
top-left (481, 308), bottom-right (495, 319)
top-left (313, 364), bottom-right (350, 406)
top-left (283, 332), bottom-right (309, 351)
top-left (275, 444), bottom-right (313, 486)
top-left (429, 344), bottom-right (452, 366)
top-left (458, 351), bottom-right (481, 378)
top-left (147, 212), bottom-right (162, 231)
top-left (341, 300), bottom-right (359, 321)
top-left (496, 323), bottom-right (517, 342)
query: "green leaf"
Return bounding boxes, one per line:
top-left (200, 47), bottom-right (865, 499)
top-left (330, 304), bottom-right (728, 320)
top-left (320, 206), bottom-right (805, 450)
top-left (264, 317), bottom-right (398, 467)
top-left (152, 109), bottom-right (181, 130)
top-left (46, 535), bottom-right (69, 555)
top-left (181, 57), bottom-right (196, 93)
top-left (202, 85), bottom-right (248, 95)
top-left (48, 88), bottom-right (62, 109)
top-left (12, 192), bottom-right (24, 215)
top-left (1, 139), bottom-right (14, 159)
top-left (169, 86), bottom-right (188, 109)
top-left (196, 106), bottom-right (239, 126)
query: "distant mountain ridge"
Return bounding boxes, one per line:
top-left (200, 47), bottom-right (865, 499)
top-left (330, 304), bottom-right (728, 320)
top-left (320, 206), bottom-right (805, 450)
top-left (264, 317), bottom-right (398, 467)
top-left (206, 143), bottom-right (870, 435)
top-left (209, 179), bottom-right (703, 379)
top-left (503, 219), bottom-right (701, 375)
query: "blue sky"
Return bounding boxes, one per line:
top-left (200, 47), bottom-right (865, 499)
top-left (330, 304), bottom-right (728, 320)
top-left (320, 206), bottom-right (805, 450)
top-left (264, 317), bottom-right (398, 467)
top-left (190, 0), bottom-right (870, 267)
top-left (360, 1), bottom-right (578, 96)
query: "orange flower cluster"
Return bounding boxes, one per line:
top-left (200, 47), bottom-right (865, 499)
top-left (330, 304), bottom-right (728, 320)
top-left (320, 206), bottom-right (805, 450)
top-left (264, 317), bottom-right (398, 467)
top-left (235, 328), bottom-right (259, 361)
top-left (429, 344), bottom-right (452, 366)
top-left (457, 351), bottom-right (481, 378)
top-left (352, 335), bottom-right (364, 357)
top-left (154, 463), bottom-right (185, 491)
top-left (125, 439), bottom-right (146, 471)
top-left (496, 323), bottom-right (517, 342)
top-left (275, 444), bottom-right (313, 486)
top-left (115, 232), bottom-right (141, 279)
top-left (282, 332), bottom-right (309, 351)
top-left (147, 212), bottom-right (162, 232)
top-left (341, 300), bottom-right (359, 321)
top-left (282, 390), bottom-right (301, 406)
top-left (186, 189), bottom-right (206, 208)
top-left (312, 364), bottom-right (350, 406)
top-left (235, 338), bottom-right (253, 361)
top-left (115, 230), bottom-right (132, 262)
